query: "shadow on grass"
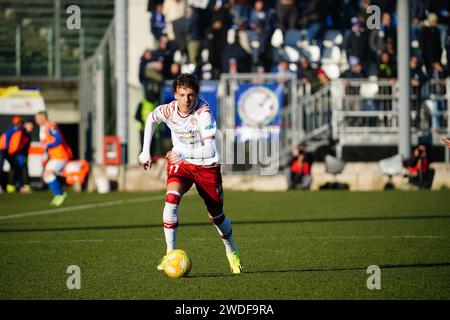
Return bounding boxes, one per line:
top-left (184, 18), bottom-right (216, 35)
top-left (188, 262), bottom-right (450, 278)
top-left (0, 214), bottom-right (449, 233)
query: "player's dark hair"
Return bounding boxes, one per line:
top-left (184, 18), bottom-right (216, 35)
top-left (172, 73), bottom-right (200, 95)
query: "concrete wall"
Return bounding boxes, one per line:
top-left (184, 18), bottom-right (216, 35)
top-left (127, 0), bottom-right (156, 164)
top-left (128, 0), bottom-right (155, 87)
top-left (87, 161), bottom-right (450, 192)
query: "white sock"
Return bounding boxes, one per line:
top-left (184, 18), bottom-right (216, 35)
top-left (164, 227), bottom-right (176, 254)
top-left (163, 191), bottom-right (181, 254)
top-left (211, 214), bottom-right (238, 255)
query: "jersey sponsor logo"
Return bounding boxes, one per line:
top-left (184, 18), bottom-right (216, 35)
top-left (174, 129), bottom-right (200, 145)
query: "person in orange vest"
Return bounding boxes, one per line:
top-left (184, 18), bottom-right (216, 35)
top-left (0, 116), bottom-right (26, 193)
top-left (35, 111), bottom-right (73, 206)
top-left (287, 143), bottom-right (314, 190)
top-left (405, 144), bottom-right (435, 189)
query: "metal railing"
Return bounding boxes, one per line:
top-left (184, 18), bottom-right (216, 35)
top-left (79, 21), bottom-right (115, 164)
top-left (218, 73), bottom-right (299, 173)
top-left (298, 77), bottom-right (450, 160)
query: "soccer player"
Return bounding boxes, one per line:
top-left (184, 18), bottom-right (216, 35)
top-left (35, 111), bottom-right (73, 207)
top-left (138, 73), bottom-right (244, 274)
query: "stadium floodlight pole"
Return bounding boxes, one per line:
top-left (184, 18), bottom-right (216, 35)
top-left (397, 0), bottom-right (411, 159)
top-left (54, 0), bottom-right (61, 78)
top-left (115, 0), bottom-right (129, 164)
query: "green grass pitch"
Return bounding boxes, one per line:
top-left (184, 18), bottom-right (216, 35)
top-left (0, 190), bottom-right (449, 299)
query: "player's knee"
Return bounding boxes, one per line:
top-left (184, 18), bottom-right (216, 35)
top-left (165, 191), bottom-right (181, 205)
top-left (43, 171), bottom-right (56, 184)
top-left (208, 211), bottom-right (225, 225)
top-left (206, 200), bottom-right (223, 219)
top-left (163, 191), bottom-right (181, 229)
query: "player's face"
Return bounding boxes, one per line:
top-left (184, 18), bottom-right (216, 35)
top-left (35, 114), bottom-right (45, 126)
top-left (175, 86), bottom-right (197, 113)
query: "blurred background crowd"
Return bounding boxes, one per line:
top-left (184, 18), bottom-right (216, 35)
top-left (140, 0), bottom-right (450, 96)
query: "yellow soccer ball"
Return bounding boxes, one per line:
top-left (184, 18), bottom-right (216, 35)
top-left (163, 249), bottom-right (192, 278)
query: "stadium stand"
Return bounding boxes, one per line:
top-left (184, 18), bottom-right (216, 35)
top-left (139, 0), bottom-right (449, 113)
top-left (141, 0), bottom-right (450, 162)
top-left (0, 0), bottom-right (114, 77)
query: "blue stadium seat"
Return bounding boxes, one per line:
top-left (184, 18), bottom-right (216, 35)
top-left (284, 29), bottom-right (303, 48)
top-left (322, 29), bottom-right (343, 48)
top-left (321, 46), bottom-right (341, 65)
top-left (304, 45), bottom-right (321, 63)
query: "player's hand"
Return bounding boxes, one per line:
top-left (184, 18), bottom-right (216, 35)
top-left (166, 150), bottom-right (182, 164)
top-left (138, 152), bottom-right (152, 171)
top-left (440, 136), bottom-right (450, 148)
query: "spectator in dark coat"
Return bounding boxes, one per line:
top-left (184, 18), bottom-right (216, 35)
top-left (276, 0), bottom-right (298, 33)
top-left (427, 61), bottom-right (447, 129)
top-left (150, 2), bottom-right (168, 41)
top-left (344, 17), bottom-right (371, 71)
top-left (334, 0), bottom-right (360, 33)
top-left (233, 0), bottom-right (253, 26)
top-left (341, 56), bottom-right (366, 125)
top-left (410, 56), bottom-right (427, 128)
top-left (139, 49), bottom-right (154, 85)
top-left (187, 0), bottom-right (212, 65)
top-left (410, 0), bottom-right (427, 43)
top-left (152, 35), bottom-right (177, 79)
top-left (342, 55), bottom-right (367, 78)
top-left (248, 1), bottom-right (277, 70)
top-left (206, 3), bottom-right (232, 78)
top-left (249, 0), bottom-right (277, 35)
top-left (419, 13), bottom-right (443, 72)
top-left (222, 33), bottom-right (252, 73)
top-left (297, 57), bottom-right (316, 86)
top-left (298, 0), bottom-right (326, 43)
top-left (369, 12), bottom-right (397, 58)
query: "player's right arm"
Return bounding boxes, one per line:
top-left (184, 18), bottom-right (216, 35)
top-left (441, 136), bottom-right (450, 149)
top-left (138, 105), bottom-right (167, 170)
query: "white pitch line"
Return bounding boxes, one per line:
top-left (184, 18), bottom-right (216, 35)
top-left (0, 235), bottom-right (446, 244)
top-left (0, 193), bottom-right (195, 221)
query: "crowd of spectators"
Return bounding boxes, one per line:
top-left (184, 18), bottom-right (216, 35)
top-left (139, 0), bottom-right (450, 130)
top-left (140, 1), bottom-right (450, 85)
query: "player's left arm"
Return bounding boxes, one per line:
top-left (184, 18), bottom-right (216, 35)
top-left (45, 126), bottom-right (63, 149)
top-left (170, 108), bottom-right (217, 162)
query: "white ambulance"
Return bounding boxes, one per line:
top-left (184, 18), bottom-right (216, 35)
top-left (0, 86), bottom-right (47, 187)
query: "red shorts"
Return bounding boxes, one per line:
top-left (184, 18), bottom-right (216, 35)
top-left (166, 161), bottom-right (224, 216)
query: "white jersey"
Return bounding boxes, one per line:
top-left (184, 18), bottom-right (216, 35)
top-left (149, 98), bottom-right (219, 165)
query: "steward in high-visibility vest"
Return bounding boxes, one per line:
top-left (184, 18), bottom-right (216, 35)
top-left (135, 98), bottom-right (160, 154)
